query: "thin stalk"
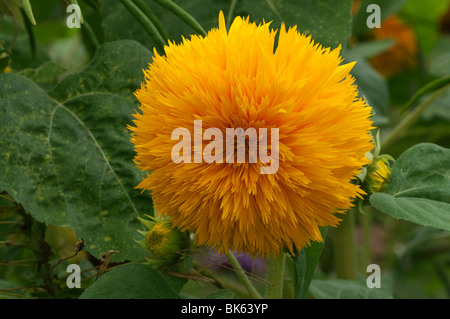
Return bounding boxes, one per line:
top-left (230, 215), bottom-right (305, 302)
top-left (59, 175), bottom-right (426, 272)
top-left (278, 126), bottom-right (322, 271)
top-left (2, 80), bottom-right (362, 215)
top-left (401, 77), bottom-right (450, 113)
top-left (226, 250), bottom-right (262, 299)
top-left (1, 0), bottom-right (18, 51)
top-left (0, 221), bottom-right (22, 225)
top-left (81, 20), bottom-right (99, 51)
top-left (381, 83), bottom-right (450, 150)
top-left (192, 260), bottom-right (249, 297)
top-left (119, 0), bottom-right (166, 52)
top-left (20, 7), bottom-right (36, 57)
top-left (0, 290), bottom-right (37, 299)
top-left (227, 0), bottom-right (238, 30)
top-left (133, 0), bottom-right (169, 40)
top-left (334, 208), bottom-right (358, 280)
top-left (153, 0), bottom-right (207, 36)
top-left (266, 251), bottom-right (286, 299)
top-left (360, 210), bottom-right (372, 273)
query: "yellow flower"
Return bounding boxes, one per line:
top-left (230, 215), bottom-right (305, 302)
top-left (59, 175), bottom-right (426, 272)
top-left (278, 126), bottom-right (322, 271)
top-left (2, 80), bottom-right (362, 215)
top-left (366, 158), bottom-right (391, 193)
top-left (138, 216), bottom-right (189, 266)
top-left (130, 12), bottom-right (374, 257)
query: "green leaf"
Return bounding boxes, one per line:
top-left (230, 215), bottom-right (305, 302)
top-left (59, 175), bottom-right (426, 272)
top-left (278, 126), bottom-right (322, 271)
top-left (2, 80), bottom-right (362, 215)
top-left (102, 0), bottom-right (352, 50)
top-left (18, 61), bottom-right (67, 92)
top-left (238, 0), bottom-right (353, 49)
top-left (0, 40), bottom-right (154, 261)
top-left (346, 39), bottom-right (395, 60)
top-left (309, 279), bottom-right (393, 299)
top-left (430, 53), bottom-right (450, 78)
top-left (422, 89), bottom-right (450, 122)
top-left (205, 289), bottom-right (235, 299)
top-left (79, 263), bottom-right (180, 299)
top-left (292, 227), bottom-right (327, 299)
top-left (370, 143), bottom-right (450, 231)
top-left (343, 53), bottom-right (389, 125)
top-left (401, 0), bottom-right (449, 53)
top-left (0, 15), bottom-right (49, 70)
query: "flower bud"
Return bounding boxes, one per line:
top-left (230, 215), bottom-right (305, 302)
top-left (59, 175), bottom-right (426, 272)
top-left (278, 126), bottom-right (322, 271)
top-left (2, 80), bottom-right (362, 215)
top-left (365, 157), bottom-right (392, 193)
top-left (137, 216), bottom-right (189, 266)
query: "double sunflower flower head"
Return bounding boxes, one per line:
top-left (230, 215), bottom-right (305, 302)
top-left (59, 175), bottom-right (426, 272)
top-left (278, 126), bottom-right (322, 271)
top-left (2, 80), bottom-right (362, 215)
top-left (130, 12), bottom-right (375, 258)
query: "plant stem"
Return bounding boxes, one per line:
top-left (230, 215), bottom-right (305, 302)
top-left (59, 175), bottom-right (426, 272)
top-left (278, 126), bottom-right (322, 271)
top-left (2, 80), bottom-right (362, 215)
top-left (360, 209), bottom-right (372, 273)
top-left (0, 221), bottom-right (22, 225)
top-left (227, 0), bottom-right (238, 30)
top-left (226, 250), bottom-right (262, 299)
top-left (153, 0), bottom-right (207, 36)
top-left (81, 20), bottom-right (99, 51)
top-left (119, 0), bottom-right (166, 52)
top-left (133, 0), bottom-right (169, 40)
top-left (266, 251), bottom-right (286, 299)
top-left (334, 208), bottom-right (358, 280)
top-left (381, 83), bottom-right (450, 150)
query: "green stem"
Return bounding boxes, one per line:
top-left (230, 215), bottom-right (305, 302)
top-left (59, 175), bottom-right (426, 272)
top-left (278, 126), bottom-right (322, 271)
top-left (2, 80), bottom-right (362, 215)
top-left (153, 0), bottom-right (207, 36)
top-left (226, 250), bottom-right (262, 299)
top-left (0, 221), bottom-right (22, 225)
top-left (334, 208), bottom-right (357, 280)
top-left (20, 7), bottom-right (36, 57)
top-left (119, 0), bottom-right (166, 52)
top-left (266, 251), bottom-right (286, 299)
top-left (81, 20), bottom-right (99, 52)
top-left (381, 83), bottom-right (450, 150)
top-left (401, 77), bottom-right (450, 113)
top-left (133, 0), bottom-right (169, 40)
top-left (227, 0), bottom-right (238, 30)
top-left (360, 209), bottom-right (371, 273)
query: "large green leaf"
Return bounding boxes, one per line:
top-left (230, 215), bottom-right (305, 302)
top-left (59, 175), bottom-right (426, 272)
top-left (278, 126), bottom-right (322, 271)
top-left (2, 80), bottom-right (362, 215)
top-left (101, 0), bottom-right (352, 50)
top-left (79, 263), bottom-right (180, 299)
top-left (237, 0), bottom-right (352, 49)
top-left (292, 227), bottom-right (327, 299)
top-left (18, 61), bottom-right (67, 92)
top-left (370, 143), bottom-right (450, 231)
top-left (0, 40), bottom-right (154, 261)
top-left (343, 53), bottom-right (389, 125)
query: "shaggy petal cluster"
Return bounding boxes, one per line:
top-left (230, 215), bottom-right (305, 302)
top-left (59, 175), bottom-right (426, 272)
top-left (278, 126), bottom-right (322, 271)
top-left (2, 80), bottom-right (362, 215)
top-left (130, 12), bottom-right (374, 257)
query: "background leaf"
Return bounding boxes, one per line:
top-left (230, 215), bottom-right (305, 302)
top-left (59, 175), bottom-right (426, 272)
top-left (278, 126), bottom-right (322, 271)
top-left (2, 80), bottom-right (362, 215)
top-left (205, 289), bottom-right (234, 299)
top-left (309, 278), bottom-right (393, 299)
top-left (101, 0), bottom-right (352, 50)
top-left (370, 143), bottom-right (450, 231)
top-left (237, 0), bottom-right (353, 49)
top-left (0, 40), bottom-right (154, 261)
top-left (79, 263), bottom-right (180, 299)
top-left (343, 53), bottom-right (390, 125)
top-left (292, 227), bottom-right (327, 299)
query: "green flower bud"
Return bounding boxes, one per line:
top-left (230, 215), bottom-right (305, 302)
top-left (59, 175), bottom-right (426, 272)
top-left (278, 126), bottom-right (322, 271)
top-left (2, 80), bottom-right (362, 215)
top-left (365, 157), bottom-right (392, 193)
top-left (137, 216), bottom-right (189, 267)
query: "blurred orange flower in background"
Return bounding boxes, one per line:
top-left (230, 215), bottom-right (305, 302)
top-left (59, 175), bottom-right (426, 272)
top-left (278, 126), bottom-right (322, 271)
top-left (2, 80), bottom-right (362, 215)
top-left (369, 15), bottom-right (419, 77)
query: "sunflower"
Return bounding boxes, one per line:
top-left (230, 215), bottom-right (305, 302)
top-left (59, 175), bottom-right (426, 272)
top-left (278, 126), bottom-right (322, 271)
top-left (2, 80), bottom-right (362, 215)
top-left (130, 12), bottom-right (374, 257)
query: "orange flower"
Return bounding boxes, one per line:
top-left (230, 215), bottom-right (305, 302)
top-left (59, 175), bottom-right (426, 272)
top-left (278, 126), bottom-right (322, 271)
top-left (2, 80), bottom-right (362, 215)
top-left (370, 16), bottom-right (418, 77)
top-left (130, 12), bottom-right (374, 257)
